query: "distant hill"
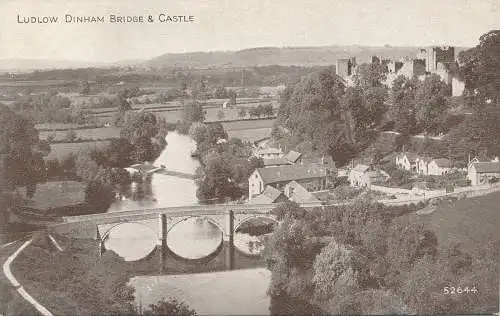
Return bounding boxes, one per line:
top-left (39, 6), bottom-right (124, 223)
top-left (0, 45), bottom-right (470, 72)
top-left (0, 58), bottom-right (111, 72)
top-left (144, 46), bottom-right (469, 69)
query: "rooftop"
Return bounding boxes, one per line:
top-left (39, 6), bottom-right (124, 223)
top-left (284, 181), bottom-right (320, 204)
top-left (433, 158), bottom-right (452, 168)
top-left (471, 162), bottom-right (500, 173)
top-left (249, 185), bottom-right (284, 204)
top-left (284, 150), bottom-right (303, 163)
top-left (352, 164), bottom-right (371, 173)
top-left (402, 152), bottom-right (419, 162)
top-left (257, 164), bottom-right (327, 184)
top-left (255, 147), bottom-right (282, 155)
top-left (262, 158), bottom-right (291, 167)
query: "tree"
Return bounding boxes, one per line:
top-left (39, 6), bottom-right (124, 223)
top-left (116, 90), bottom-right (132, 111)
top-left (276, 68), bottom-right (349, 163)
top-left (81, 81), bottom-right (90, 95)
top-left (354, 62), bottom-right (389, 89)
top-left (262, 104), bottom-right (274, 117)
top-left (63, 129), bottom-right (77, 142)
top-left (84, 180), bottom-right (114, 213)
top-left (182, 100), bottom-right (205, 125)
top-left (444, 105), bottom-right (500, 159)
top-left (105, 138), bottom-right (134, 168)
top-left (213, 86), bottom-right (228, 99)
top-left (238, 107), bottom-right (247, 119)
top-left (389, 75), bottom-right (418, 135)
top-left (249, 107), bottom-right (261, 119)
top-left (414, 74), bottom-right (450, 134)
top-left (0, 105), bottom-right (42, 192)
top-left (227, 89), bottom-right (237, 105)
top-left (458, 30), bottom-right (500, 105)
top-left (313, 241), bottom-right (359, 300)
top-left (142, 298), bottom-right (197, 316)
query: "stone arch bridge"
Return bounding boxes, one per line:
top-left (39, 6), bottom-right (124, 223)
top-left (60, 203), bottom-right (326, 272)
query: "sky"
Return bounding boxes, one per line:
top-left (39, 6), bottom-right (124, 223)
top-left (0, 0), bottom-right (499, 63)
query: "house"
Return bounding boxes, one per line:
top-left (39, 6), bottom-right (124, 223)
top-left (427, 158), bottom-right (453, 176)
top-left (248, 185), bottom-right (288, 204)
top-left (416, 156), bottom-right (432, 175)
top-left (262, 158), bottom-right (291, 168)
top-left (467, 161), bottom-right (500, 186)
top-left (254, 147), bottom-right (283, 159)
top-left (284, 150), bottom-right (303, 164)
top-left (283, 181), bottom-right (320, 204)
top-left (396, 152), bottom-right (419, 172)
top-left (348, 164), bottom-right (389, 188)
top-left (248, 165), bottom-right (328, 199)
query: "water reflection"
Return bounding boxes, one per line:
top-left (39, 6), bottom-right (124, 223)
top-left (108, 131), bottom-right (200, 213)
top-left (104, 223), bottom-right (157, 261)
top-left (130, 268), bottom-right (272, 316)
top-left (167, 218), bottom-right (222, 259)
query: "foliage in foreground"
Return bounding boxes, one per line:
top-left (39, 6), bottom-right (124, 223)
top-left (11, 233), bottom-right (197, 316)
top-left (263, 198), bottom-right (499, 315)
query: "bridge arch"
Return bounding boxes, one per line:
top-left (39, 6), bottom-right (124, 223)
top-left (100, 222), bottom-right (158, 261)
top-left (101, 221), bottom-right (156, 242)
top-left (166, 215), bottom-right (226, 237)
top-left (233, 213), bottom-right (278, 233)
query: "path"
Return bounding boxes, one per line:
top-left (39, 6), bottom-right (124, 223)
top-left (1, 238), bottom-right (53, 316)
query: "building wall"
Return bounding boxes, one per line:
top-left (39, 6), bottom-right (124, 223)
top-left (417, 159), bottom-right (429, 175)
top-left (452, 77), bottom-right (465, 97)
top-left (423, 47), bottom-right (455, 73)
top-left (428, 161), bottom-right (451, 176)
top-left (248, 171), bottom-right (264, 199)
top-left (468, 166), bottom-right (500, 186)
top-left (397, 156), bottom-right (414, 171)
top-left (349, 171), bottom-right (369, 188)
top-left (336, 59), bottom-right (350, 79)
top-left (398, 59), bottom-right (426, 79)
top-left (265, 177), bottom-right (327, 193)
top-left (435, 62), bottom-right (452, 84)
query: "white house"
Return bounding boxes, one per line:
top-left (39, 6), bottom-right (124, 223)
top-left (348, 164), bottom-right (389, 188)
top-left (248, 165), bottom-right (328, 199)
top-left (467, 161), bottom-right (500, 186)
top-left (427, 158), bottom-right (453, 176)
top-left (416, 156), bottom-right (432, 175)
top-left (254, 147), bottom-right (283, 159)
top-left (283, 181), bottom-right (320, 204)
top-left (395, 152), bottom-right (419, 172)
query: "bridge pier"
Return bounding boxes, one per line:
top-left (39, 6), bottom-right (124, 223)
top-left (96, 225), bottom-right (105, 257)
top-left (159, 213), bottom-right (167, 272)
top-left (224, 210), bottom-right (235, 270)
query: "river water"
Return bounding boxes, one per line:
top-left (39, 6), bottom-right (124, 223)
top-left (105, 131), bottom-right (275, 315)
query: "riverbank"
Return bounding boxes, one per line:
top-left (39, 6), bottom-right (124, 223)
top-left (262, 193), bottom-right (500, 315)
top-left (9, 232), bottom-right (138, 315)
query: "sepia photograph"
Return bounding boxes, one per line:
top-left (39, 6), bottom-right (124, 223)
top-left (0, 0), bottom-right (499, 315)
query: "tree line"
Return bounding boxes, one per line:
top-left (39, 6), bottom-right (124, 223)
top-left (276, 30), bottom-right (500, 166)
top-left (263, 200), bottom-right (498, 314)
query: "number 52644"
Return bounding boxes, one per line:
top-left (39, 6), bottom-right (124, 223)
top-left (443, 286), bottom-right (478, 294)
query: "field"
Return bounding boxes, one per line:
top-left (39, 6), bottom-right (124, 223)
top-left (220, 119), bottom-right (275, 131)
top-left (227, 128), bottom-right (272, 143)
top-left (39, 127), bottom-right (121, 141)
top-left (35, 123), bottom-right (99, 131)
top-left (46, 141), bottom-right (111, 160)
top-left (397, 191), bottom-right (500, 253)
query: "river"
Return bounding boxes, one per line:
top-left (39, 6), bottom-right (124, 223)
top-left (105, 131), bottom-right (277, 315)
